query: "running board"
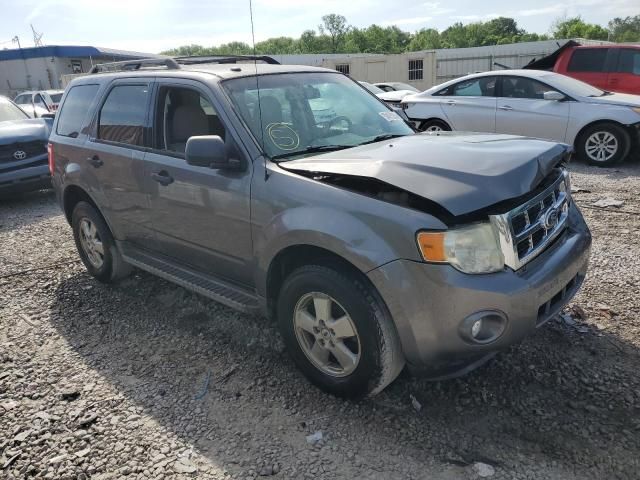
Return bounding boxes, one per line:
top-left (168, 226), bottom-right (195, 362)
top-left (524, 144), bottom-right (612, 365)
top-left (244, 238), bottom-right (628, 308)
top-left (119, 244), bottom-right (260, 314)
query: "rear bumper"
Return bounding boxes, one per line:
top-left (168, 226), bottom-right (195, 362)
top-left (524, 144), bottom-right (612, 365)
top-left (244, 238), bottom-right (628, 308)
top-left (367, 203), bottom-right (591, 376)
top-left (0, 162), bottom-right (51, 196)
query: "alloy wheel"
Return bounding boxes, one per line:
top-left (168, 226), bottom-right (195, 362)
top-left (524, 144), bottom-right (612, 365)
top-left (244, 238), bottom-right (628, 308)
top-left (78, 218), bottom-right (104, 268)
top-left (293, 292), bottom-right (361, 377)
top-left (585, 131), bottom-right (618, 163)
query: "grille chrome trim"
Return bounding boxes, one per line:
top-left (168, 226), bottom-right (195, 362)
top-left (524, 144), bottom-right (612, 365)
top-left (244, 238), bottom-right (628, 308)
top-left (490, 170), bottom-right (570, 271)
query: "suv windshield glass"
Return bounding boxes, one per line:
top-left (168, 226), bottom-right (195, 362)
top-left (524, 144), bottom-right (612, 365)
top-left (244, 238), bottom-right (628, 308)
top-left (223, 72), bottom-right (413, 160)
top-left (0, 98), bottom-right (29, 122)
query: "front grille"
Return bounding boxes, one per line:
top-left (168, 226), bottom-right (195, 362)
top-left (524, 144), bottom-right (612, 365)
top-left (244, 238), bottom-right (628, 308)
top-left (0, 141), bottom-right (47, 162)
top-left (491, 169), bottom-right (570, 270)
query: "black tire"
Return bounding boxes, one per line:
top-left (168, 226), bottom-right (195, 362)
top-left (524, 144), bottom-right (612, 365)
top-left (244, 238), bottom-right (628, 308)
top-left (277, 264), bottom-right (405, 398)
top-left (576, 122), bottom-right (630, 166)
top-left (418, 119), bottom-right (451, 132)
top-left (71, 201), bottom-right (132, 283)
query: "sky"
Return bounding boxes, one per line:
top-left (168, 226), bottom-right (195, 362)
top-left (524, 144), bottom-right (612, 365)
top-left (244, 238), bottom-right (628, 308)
top-left (0, 0), bottom-right (637, 54)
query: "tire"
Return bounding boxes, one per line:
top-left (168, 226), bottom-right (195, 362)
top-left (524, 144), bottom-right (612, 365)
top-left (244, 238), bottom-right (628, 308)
top-left (418, 119), bottom-right (451, 132)
top-left (71, 201), bottom-right (132, 283)
top-left (577, 123), bottom-right (630, 166)
top-left (277, 264), bottom-right (405, 398)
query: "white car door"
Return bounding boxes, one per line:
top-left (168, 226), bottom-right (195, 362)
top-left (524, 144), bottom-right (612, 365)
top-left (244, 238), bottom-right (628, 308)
top-left (439, 76), bottom-right (497, 132)
top-left (495, 76), bottom-right (570, 142)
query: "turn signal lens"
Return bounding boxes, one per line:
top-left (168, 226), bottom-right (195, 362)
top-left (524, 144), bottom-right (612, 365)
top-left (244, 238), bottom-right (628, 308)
top-left (416, 232), bottom-right (446, 262)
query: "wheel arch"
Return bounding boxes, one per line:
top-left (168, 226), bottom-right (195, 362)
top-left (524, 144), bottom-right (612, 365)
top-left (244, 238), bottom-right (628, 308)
top-left (62, 184), bottom-right (109, 229)
top-left (416, 117), bottom-right (452, 131)
top-left (572, 119), bottom-right (633, 149)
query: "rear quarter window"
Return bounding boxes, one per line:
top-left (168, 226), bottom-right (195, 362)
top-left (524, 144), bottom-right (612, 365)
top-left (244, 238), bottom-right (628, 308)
top-left (56, 84), bottom-right (100, 138)
top-left (567, 49), bottom-right (608, 73)
top-left (97, 85), bottom-right (149, 147)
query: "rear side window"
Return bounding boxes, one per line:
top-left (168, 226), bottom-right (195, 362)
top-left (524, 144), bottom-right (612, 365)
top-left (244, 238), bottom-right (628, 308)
top-left (56, 84), bottom-right (99, 138)
top-left (449, 77), bottom-right (496, 97)
top-left (617, 49), bottom-right (640, 75)
top-left (567, 49), bottom-right (608, 73)
top-left (98, 85), bottom-right (149, 146)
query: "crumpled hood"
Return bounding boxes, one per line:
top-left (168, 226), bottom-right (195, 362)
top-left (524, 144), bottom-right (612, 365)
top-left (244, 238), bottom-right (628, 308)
top-left (282, 132), bottom-right (569, 216)
top-left (581, 92), bottom-right (640, 108)
top-left (0, 118), bottom-right (51, 145)
top-left (377, 90), bottom-right (415, 102)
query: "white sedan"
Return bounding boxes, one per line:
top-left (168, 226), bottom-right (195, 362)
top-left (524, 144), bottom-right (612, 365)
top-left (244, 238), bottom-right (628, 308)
top-left (402, 70), bottom-right (640, 165)
top-left (359, 81), bottom-right (416, 106)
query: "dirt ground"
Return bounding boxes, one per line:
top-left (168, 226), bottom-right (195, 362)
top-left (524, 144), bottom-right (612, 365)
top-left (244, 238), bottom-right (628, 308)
top-left (1, 160), bottom-right (639, 480)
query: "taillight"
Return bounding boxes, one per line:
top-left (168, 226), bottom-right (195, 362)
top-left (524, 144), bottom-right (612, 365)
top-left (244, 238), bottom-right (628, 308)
top-left (47, 142), bottom-right (55, 175)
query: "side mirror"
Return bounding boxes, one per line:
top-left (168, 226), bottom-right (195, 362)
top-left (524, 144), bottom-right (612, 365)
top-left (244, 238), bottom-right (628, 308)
top-left (543, 91), bottom-right (566, 101)
top-left (185, 135), bottom-right (241, 170)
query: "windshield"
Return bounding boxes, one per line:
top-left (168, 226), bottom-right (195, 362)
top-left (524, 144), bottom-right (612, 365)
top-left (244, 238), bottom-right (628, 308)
top-left (0, 98), bottom-right (29, 122)
top-left (542, 73), bottom-right (607, 97)
top-left (223, 72), bottom-right (413, 160)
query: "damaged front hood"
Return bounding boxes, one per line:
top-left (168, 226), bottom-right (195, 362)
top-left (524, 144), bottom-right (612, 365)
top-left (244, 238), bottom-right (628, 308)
top-left (282, 132), bottom-right (569, 216)
top-left (0, 118), bottom-right (51, 145)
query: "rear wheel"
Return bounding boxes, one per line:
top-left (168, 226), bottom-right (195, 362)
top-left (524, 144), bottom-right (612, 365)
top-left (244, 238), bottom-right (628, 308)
top-left (419, 119), bottom-right (451, 132)
top-left (72, 202), bottom-right (132, 283)
top-left (277, 264), bottom-right (404, 398)
top-left (577, 123), bottom-right (630, 166)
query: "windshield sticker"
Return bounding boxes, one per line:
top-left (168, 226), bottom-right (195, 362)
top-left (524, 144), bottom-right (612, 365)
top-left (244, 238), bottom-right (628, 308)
top-left (379, 111), bottom-right (403, 122)
top-left (267, 123), bottom-right (300, 151)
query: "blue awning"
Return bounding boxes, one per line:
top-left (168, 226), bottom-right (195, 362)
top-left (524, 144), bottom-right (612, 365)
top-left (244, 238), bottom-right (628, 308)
top-left (0, 46), bottom-right (157, 61)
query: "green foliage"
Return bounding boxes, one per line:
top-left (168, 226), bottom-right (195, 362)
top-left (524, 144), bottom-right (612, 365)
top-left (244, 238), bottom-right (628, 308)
top-left (160, 13), bottom-right (626, 56)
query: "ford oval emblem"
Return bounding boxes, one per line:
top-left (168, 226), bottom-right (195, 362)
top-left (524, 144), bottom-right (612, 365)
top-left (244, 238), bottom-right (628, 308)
top-left (13, 150), bottom-right (27, 160)
top-left (542, 206), bottom-right (560, 230)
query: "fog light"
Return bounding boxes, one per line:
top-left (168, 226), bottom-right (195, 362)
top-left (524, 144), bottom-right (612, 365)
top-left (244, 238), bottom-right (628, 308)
top-left (471, 319), bottom-right (483, 339)
top-left (459, 311), bottom-right (507, 344)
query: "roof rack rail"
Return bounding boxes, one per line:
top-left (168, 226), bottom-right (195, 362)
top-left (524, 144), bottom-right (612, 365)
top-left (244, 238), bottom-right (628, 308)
top-left (173, 55), bottom-right (280, 65)
top-left (89, 57), bottom-right (180, 74)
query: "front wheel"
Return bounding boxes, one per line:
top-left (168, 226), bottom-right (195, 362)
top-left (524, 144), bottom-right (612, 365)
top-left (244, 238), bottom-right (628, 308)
top-left (277, 264), bottom-right (404, 398)
top-left (577, 123), bottom-right (630, 166)
top-left (418, 119), bottom-right (451, 132)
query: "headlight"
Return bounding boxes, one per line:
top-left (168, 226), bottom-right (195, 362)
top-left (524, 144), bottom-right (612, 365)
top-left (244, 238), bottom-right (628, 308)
top-left (416, 223), bottom-right (504, 274)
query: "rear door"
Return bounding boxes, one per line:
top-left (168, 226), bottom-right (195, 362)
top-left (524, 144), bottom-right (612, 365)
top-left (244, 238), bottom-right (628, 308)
top-left (143, 78), bottom-right (254, 286)
top-left (84, 80), bottom-right (155, 246)
top-left (438, 76), bottom-right (497, 132)
top-left (608, 48), bottom-right (640, 95)
top-left (564, 48), bottom-right (610, 90)
top-left (495, 76), bottom-right (569, 142)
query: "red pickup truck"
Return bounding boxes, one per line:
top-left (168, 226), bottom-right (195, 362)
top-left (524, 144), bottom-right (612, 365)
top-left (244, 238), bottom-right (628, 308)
top-left (525, 42), bottom-right (640, 95)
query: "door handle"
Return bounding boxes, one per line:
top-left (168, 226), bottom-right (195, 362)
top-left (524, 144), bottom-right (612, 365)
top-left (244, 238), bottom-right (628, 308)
top-left (151, 170), bottom-right (174, 186)
top-left (446, 100), bottom-right (457, 105)
top-left (87, 155), bottom-right (103, 168)
top-left (498, 105), bottom-right (513, 111)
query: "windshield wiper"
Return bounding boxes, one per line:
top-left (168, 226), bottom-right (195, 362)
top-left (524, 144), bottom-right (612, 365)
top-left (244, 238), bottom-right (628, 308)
top-left (358, 134), bottom-right (407, 146)
top-left (271, 145), bottom-right (351, 161)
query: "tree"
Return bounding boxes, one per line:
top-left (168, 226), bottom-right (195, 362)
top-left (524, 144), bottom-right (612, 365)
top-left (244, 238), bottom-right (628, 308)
top-left (407, 28), bottom-right (442, 51)
top-left (608, 16), bottom-right (640, 42)
top-left (551, 16), bottom-right (609, 40)
top-left (320, 14), bottom-right (348, 53)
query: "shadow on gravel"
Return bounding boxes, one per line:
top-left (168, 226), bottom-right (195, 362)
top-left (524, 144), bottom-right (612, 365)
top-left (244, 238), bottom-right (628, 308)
top-left (49, 270), bottom-right (640, 479)
top-left (569, 158), bottom-right (640, 181)
top-left (0, 189), bottom-right (58, 231)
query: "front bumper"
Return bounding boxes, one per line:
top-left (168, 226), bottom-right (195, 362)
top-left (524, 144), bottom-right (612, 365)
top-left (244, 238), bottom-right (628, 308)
top-left (0, 158), bottom-right (51, 196)
top-left (367, 203), bottom-right (591, 376)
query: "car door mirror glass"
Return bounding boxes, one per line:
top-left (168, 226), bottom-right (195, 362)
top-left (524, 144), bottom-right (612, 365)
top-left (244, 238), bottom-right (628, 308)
top-left (543, 91), bottom-right (566, 101)
top-left (186, 135), bottom-right (238, 170)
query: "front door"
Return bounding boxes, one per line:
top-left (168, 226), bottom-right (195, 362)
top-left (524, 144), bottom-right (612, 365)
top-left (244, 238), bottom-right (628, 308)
top-left (144, 79), bottom-right (253, 286)
top-left (86, 80), bottom-right (155, 246)
top-left (440, 76), bottom-right (497, 132)
top-left (495, 76), bottom-right (570, 143)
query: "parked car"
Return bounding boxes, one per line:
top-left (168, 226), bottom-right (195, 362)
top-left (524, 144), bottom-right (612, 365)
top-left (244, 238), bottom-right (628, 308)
top-left (14, 89), bottom-right (64, 117)
top-left (359, 81), bottom-right (416, 106)
top-left (525, 41), bottom-right (640, 95)
top-left (0, 96), bottom-right (52, 196)
top-left (50, 57), bottom-right (590, 397)
top-left (402, 69), bottom-right (640, 166)
top-left (374, 82), bottom-right (420, 93)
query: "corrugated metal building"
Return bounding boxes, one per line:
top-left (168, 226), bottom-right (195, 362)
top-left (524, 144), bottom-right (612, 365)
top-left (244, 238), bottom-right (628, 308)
top-left (0, 46), bottom-right (157, 97)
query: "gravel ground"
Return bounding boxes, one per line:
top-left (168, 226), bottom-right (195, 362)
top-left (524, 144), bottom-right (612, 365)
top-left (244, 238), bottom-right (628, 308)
top-left (1, 160), bottom-right (639, 480)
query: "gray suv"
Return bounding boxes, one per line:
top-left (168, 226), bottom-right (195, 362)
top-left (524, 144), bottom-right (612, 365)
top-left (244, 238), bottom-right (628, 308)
top-left (50, 57), bottom-right (591, 397)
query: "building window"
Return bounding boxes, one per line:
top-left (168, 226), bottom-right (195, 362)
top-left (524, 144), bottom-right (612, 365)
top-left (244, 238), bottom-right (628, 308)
top-left (70, 59), bottom-right (83, 74)
top-left (335, 64), bottom-right (350, 75)
top-left (408, 59), bottom-right (423, 81)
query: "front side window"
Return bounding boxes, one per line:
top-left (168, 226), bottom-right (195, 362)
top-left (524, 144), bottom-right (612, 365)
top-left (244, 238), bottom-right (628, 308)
top-left (56, 84), bottom-right (100, 137)
top-left (617, 49), bottom-right (640, 75)
top-left (34, 94), bottom-right (47, 107)
top-left (98, 85), bottom-right (149, 146)
top-left (154, 86), bottom-right (225, 155)
top-left (0, 98), bottom-right (29, 122)
top-left (50, 93), bottom-right (63, 103)
top-left (14, 95), bottom-right (31, 105)
top-left (500, 76), bottom-right (556, 100)
top-left (568, 49), bottom-right (608, 73)
top-left (451, 77), bottom-right (496, 97)
top-left (408, 60), bottom-right (423, 81)
top-left (223, 72), bottom-right (413, 160)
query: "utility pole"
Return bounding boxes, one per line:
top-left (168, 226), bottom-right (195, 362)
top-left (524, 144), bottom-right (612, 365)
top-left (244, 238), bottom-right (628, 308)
top-left (31, 25), bottom-right (44, 47)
